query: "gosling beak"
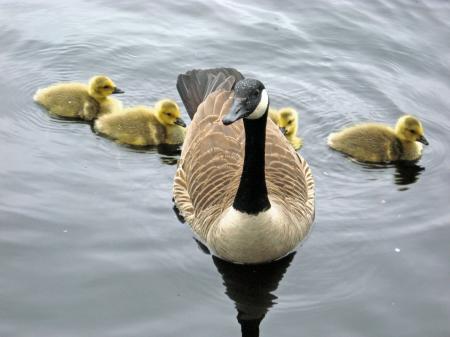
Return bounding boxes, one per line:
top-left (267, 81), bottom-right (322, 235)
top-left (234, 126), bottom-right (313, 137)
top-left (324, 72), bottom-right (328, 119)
top-left (223, 98), bottom-right (247, 125)
top-left (417, 135), bottom-right (429, 145)
top-left (279, 127), bottom-right (287, 135)
top-left (112, 87), bottom-right (125, 94)
top-left (175, 117), bottom-right (186, 127)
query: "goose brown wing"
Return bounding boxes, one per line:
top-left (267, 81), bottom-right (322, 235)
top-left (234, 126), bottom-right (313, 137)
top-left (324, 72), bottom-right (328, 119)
top-left (265, 118), bottom-right (315, 228)
top-left (173, 90), bottom-right (243, 239)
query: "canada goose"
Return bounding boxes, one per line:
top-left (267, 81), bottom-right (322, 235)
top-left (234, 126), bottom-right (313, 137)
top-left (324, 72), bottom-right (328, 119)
top-left (173, 68), bottom-right (315, 264)
top-left (327, 115), bottom-right (428, 162)
top-left (270, 107), bottom-right (303, 150)
top-left (34, 75), bottom-right (124, 121)
top-left (94, 99), bottom-right (186, 146)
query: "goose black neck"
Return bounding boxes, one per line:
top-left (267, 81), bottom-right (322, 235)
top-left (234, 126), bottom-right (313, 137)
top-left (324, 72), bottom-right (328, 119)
top-left (233, 112), bottom-right (270, 214)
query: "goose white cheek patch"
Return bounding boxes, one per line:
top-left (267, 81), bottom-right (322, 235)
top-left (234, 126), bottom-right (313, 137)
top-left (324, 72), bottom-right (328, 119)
top-left (247, 89), bottom-right (268, 120)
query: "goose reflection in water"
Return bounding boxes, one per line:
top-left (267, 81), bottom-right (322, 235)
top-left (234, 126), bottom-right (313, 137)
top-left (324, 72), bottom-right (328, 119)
top-left (174, 204), bottom-right (295, 337)
top-left (210, 241), bottom-right (295, 337)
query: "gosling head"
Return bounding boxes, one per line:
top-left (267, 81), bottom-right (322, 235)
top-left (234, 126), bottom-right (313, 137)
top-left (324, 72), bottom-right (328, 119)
top-left (277, 107), bottom-right (298, 137)
top-left (222, 78), bottom-right (269, 125)
top-left (155, 99), bottom-right (186, 127)
top-left (88, 75), bottom-right (124, 99)
top-left (395, 115), bottom-right (428, 145)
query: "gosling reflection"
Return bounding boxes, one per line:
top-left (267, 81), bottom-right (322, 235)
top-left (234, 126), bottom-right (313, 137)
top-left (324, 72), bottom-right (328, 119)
top-left (394, 161), bottom-right (425, 187)
top-left (156, 143), bottom-right (182, 165)
top-left (212, 253), bottom-right (295, 337)
top-left (358, 160), bottom-right (425, 188)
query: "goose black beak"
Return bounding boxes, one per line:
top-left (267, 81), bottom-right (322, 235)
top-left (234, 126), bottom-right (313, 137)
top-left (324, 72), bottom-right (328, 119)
top-left (417, 135), bottom-right (429, 145)
top-left (223, 98), bottom-right (247, 125)
top-left (279, 127), bottom-right (287, 135)
top-left (112, 87), bottom-right (125, 94)
top-left (175, 118), bottom-right (186, 127)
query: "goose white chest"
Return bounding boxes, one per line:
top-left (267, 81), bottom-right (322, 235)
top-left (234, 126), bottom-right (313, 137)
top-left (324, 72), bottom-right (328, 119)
top-left (207, 202), bottom-right (300, 264)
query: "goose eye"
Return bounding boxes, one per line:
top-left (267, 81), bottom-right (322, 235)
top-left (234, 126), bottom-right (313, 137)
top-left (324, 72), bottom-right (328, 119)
top-left (252, 90), bottom-right (259, 98)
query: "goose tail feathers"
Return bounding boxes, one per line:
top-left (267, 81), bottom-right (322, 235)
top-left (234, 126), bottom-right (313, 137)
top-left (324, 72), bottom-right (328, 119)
top-left (176, 68), bottom-right (244, 119)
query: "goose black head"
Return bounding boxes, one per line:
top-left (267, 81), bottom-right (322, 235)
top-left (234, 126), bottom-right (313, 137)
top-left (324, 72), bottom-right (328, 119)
top-left (223, 79), bottom-right (269, 125)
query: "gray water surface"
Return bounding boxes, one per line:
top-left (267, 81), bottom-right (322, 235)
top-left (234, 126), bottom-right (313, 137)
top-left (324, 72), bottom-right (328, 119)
top-left (1, 1), bottom-right (450, 336)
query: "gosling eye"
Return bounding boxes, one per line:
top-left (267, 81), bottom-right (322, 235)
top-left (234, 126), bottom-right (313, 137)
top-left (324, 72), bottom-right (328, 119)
top-left (409, 129), bottom-right (416, 134)
top-left (288, 120), bottom-right (293, 125)
top-left (165, 112), bottom-right (172, 117)
top-left (103, 85), bottom-right (110, 89)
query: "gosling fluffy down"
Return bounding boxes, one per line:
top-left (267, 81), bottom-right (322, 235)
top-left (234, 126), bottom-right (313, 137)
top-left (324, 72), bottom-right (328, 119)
top-left (269, 107), bottom-right (303, 150)
top-left (327, 115), bottom-right (429, 162)
top-left (34, 75), bottom-right (124, 121)
top-left (94, 99), bottom-right (187, 146)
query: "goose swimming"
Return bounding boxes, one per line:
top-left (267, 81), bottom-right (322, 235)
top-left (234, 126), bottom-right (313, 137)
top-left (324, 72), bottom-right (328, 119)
top-left (173, 68), bottom-right (315, 264)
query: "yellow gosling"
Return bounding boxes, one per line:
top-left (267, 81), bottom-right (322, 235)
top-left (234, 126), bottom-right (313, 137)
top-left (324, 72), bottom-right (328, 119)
top-left (165, 124), bottom-right (187, 145)
top-left (327, 115), bottom-right (429, 162)
top-left (33, 75), bottom-right (124, 121)
top-left (275, 107), bottom-right (303, 150)
top-left (94, 99), bottom-right (186, 146)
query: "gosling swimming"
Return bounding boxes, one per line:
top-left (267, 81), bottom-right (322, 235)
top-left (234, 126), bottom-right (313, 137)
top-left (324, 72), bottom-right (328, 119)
top-left (94, 99), bottom-right (186, 146)
top-left (327, 115), bottom-right (428, 162)
top-left (34, 75), bottom-right (124, 121)
top-left (270, 107), bottom-right (303, 150)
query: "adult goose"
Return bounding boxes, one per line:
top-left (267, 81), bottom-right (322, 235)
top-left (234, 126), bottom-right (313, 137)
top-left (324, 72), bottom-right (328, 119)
top-left (173, 68), bottom-right (315, 264)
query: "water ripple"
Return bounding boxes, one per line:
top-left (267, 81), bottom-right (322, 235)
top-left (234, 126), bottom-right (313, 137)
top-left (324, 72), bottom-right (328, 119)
top-left (1, 0), bottom-right (450, 336)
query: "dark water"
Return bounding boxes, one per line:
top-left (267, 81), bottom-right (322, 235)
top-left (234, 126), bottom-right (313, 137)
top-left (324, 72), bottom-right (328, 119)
top-left (1, 1), bottom-right (450, 336)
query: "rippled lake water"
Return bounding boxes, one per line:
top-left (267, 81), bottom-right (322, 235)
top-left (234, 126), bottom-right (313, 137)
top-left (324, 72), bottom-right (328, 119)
top-left (1, 0), bottom-right (450, 336)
